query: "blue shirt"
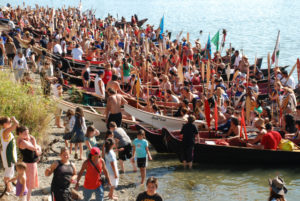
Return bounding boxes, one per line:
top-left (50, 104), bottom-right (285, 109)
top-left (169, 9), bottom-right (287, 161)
top-left (133, 139), bottom-right (148, 158)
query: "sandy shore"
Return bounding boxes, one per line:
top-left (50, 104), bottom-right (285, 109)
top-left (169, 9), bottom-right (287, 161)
top-left (1, 120), bottom-right (146, 201)
top-left (0, 70), bottom-right (145, 201)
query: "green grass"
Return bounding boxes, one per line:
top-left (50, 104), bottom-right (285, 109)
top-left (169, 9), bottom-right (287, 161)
top-left (0, 71), bottom-right (55, 141)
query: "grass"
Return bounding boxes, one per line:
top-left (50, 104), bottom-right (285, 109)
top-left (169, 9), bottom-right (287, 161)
top-left (0, 71), bottom-right (55, 141)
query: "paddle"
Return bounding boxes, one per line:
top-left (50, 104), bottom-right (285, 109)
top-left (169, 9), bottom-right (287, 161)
top-left (268, 53), bottom-right (271, 93)
top-left (284, 62), bottom-right (297, 86)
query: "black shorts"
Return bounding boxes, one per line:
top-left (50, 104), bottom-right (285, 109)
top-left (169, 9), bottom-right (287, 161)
top-left (182, 145), bottom-right (194, 163)
top-left (137, 157), bottom-right (147, 168)
top-left (118, 144), bottom-right (132, 161)
top-left (107, 113), bottom-right (122, 129)
top-left (7, 53), bottom-right (15, 60)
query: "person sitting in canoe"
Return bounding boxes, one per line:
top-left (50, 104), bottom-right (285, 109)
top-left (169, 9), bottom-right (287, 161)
top-left (246, 118), bottom-right (267, 145)
top-left (81, 61), bottom-right (90, 88)
top-left (222, 117), bottom-right (242, 139)
top-left (285, 120), bottom-right (300, 140)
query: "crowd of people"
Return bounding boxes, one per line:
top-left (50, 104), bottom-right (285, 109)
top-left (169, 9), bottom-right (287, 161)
top-left (0, 2), bottom-right (296, 201)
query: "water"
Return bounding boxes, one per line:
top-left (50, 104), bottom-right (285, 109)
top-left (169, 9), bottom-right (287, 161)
top-left (4, 0), bottom-right (300, 200)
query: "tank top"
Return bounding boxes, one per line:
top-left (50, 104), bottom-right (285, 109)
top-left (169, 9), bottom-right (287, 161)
top-left (83, 159), bottom-right (102, 189)
top-left (51, 160), bottom-right (74, 190)
top-left (95, 76), bottom-right (105, 98)
top-left (0, 129), bottom-right (17, 168)
top-left (83, 69), bottom-right (90, 81)
top-left (16, 178), bottom-right (28, 196)
top-left (19, 146), bottom-right (38, 163)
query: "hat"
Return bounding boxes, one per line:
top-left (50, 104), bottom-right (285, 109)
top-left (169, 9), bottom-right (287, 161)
top-left (97, 70), bottom-right (104, 75)
top-left (274, 67), bottom-right (281, 73)
top-left (25, 31), bottom-right (29, 35)
top-left (268, 176), bottom-right (288, 196)
top-left (90, 147), bottom-right (101, 156)
top-left (254, 118), bottom-right (265, 129)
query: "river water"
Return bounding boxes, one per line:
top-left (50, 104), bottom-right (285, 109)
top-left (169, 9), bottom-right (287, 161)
top-left (4, 0), bottom-right (300, 200)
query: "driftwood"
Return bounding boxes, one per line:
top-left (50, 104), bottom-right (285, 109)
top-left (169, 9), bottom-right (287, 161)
top-left (40, 139), bottom-right (59, 162)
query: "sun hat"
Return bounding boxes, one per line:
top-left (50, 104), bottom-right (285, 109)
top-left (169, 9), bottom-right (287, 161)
top-left (268, 176), bottom-right (288, 195)
top-left (254, 118), bottom-right (265, 129)
top-left (90, 147), bottom-right (101, 156)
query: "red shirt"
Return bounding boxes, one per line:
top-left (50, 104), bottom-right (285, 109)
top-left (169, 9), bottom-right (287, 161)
top-left (84, 160), bottom-right (102, 189)
top-left (102, 70), bottom-right (112, 85)
top-left (270, 131), bottom-right (282, 145)
top-left (261, 133), bottom-right (278, 150)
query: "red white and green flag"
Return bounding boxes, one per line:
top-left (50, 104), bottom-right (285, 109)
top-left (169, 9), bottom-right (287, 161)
top-left (271, 30), bottom-right (280, 67)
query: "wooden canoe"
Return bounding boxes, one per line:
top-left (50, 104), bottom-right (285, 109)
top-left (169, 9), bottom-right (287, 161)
top-left (54, 97), bottom-right (136, 132)
top-left (164, 127), bottom-right (300, 165)
top-left (124, 104), bottom-right (207, 131)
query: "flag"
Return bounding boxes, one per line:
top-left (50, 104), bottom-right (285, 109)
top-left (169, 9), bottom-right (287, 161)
top-left (271, 30), bottom-right (280, 66)
top-left (206, 34), bottom-right (211, 59)
top-left (205, 99), bottom-right (211, 128)
top-left (159, 15), bottom-right (164, 39)
top-left (211, 30), bottom-right (220, 51)
top-left (214, 101), bottom-right (218, 131)
top-left (240, 108), bottom-right (248, 140)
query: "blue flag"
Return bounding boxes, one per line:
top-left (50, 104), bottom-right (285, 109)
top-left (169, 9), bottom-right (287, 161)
top-left (206, 34), bottom-right (211, 59)
top-left (159, 15), bottom-right (164, 39)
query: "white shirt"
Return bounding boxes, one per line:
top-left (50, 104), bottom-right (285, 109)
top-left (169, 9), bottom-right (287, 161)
top-left (281, 77), bottom-right (296, 89)
top-left (71, 48), bottom-right (83, 60)
top-left (61, 40), bottom-right (67, 54)
top-left (12, 55), bottom-right (28, 70)
top-left (95, 76), bottom-right (105, 99)
top-left (234, 55), bottom-right (241, 67)
top-left (51, 83), bottom-right (61, 97)
top-left (53, 44), bottom-right (62, 55)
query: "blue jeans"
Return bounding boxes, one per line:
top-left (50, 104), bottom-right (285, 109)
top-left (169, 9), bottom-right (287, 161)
top-left (83, 185), bottom-right (104, 201)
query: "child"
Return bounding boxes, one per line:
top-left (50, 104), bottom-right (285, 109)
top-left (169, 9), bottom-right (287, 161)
top-left (105, 138), bottom-right (119, 200)
top-left (70, 107), bottom-right (87, 160)
top-left (63, 109), bottom-right (74, 148)
top-left (136, 177), bottom-right (163, 201)
top-left (85, 125), bottom-right (100, 158)
top-left (102, 130), bottom-right (114, 159)
top-left (132, 130), bottom-right (152, 185)
top-left (7, 162), bottom-right (28, 201)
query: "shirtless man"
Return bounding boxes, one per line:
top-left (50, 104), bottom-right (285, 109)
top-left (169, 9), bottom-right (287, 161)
top-left (106, 74), bottom-right (128, 96)
top-left (105, 88), bottom-right (128, 128)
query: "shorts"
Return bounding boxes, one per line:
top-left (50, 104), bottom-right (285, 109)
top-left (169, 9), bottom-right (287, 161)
top-left (137, 157), bottom-right (147, 168)
top-left (0, 56), bottom-right (3, 66)
top-left (4, 166), bottom-right (15, 178)
top-left (7, 53), bottom-right (15, 61)
top-left (123, 76), bottom-right (131, 83)
top-left (107, 113), bottom-right (122, 129)
top-left (118, 144), bottom-right (132, 161)
top-left (109, 175), bottom-right (119, 188)
top-left (54, 108), bottom-right (62, 117)
top-left (182, 145), bottom-right (194, 163)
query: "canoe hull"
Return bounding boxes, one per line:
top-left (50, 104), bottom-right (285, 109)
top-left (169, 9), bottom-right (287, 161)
top-left (124, 104), bottom-right (206, 131)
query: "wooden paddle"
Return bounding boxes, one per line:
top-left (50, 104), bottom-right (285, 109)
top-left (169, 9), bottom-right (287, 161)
top-left (284, 62), bottom-right (297, 86)
top-left (268, 53), bottom-right (271, 93)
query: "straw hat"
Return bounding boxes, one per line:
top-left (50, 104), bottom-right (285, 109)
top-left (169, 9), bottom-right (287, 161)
top-left (254, 118), bottom-right (265, 129)
top-left (268, 176), bottom-right (288, 196)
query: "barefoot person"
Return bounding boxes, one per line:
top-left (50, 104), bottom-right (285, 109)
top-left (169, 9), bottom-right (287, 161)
top-left (7, 162), bottom-right (28, 201)
top-left (76, 147), bottom-right (112, 201)
top-left (16, 126), bottom-right (41, 201)
top-left (0, 116), bottom-right (19, 193)
top-left (105, 88), bottom-right (128, 128)
top-left (45, 147), bottom-right (77, 201)
top-left (104, 138), bottom-right (119, 200)
top-left (132, 130), bottom-right (152, 185)
top-left (136, 177), bottom-right (163, 201)
top-left (109, 122), bottom-right (137, 173)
